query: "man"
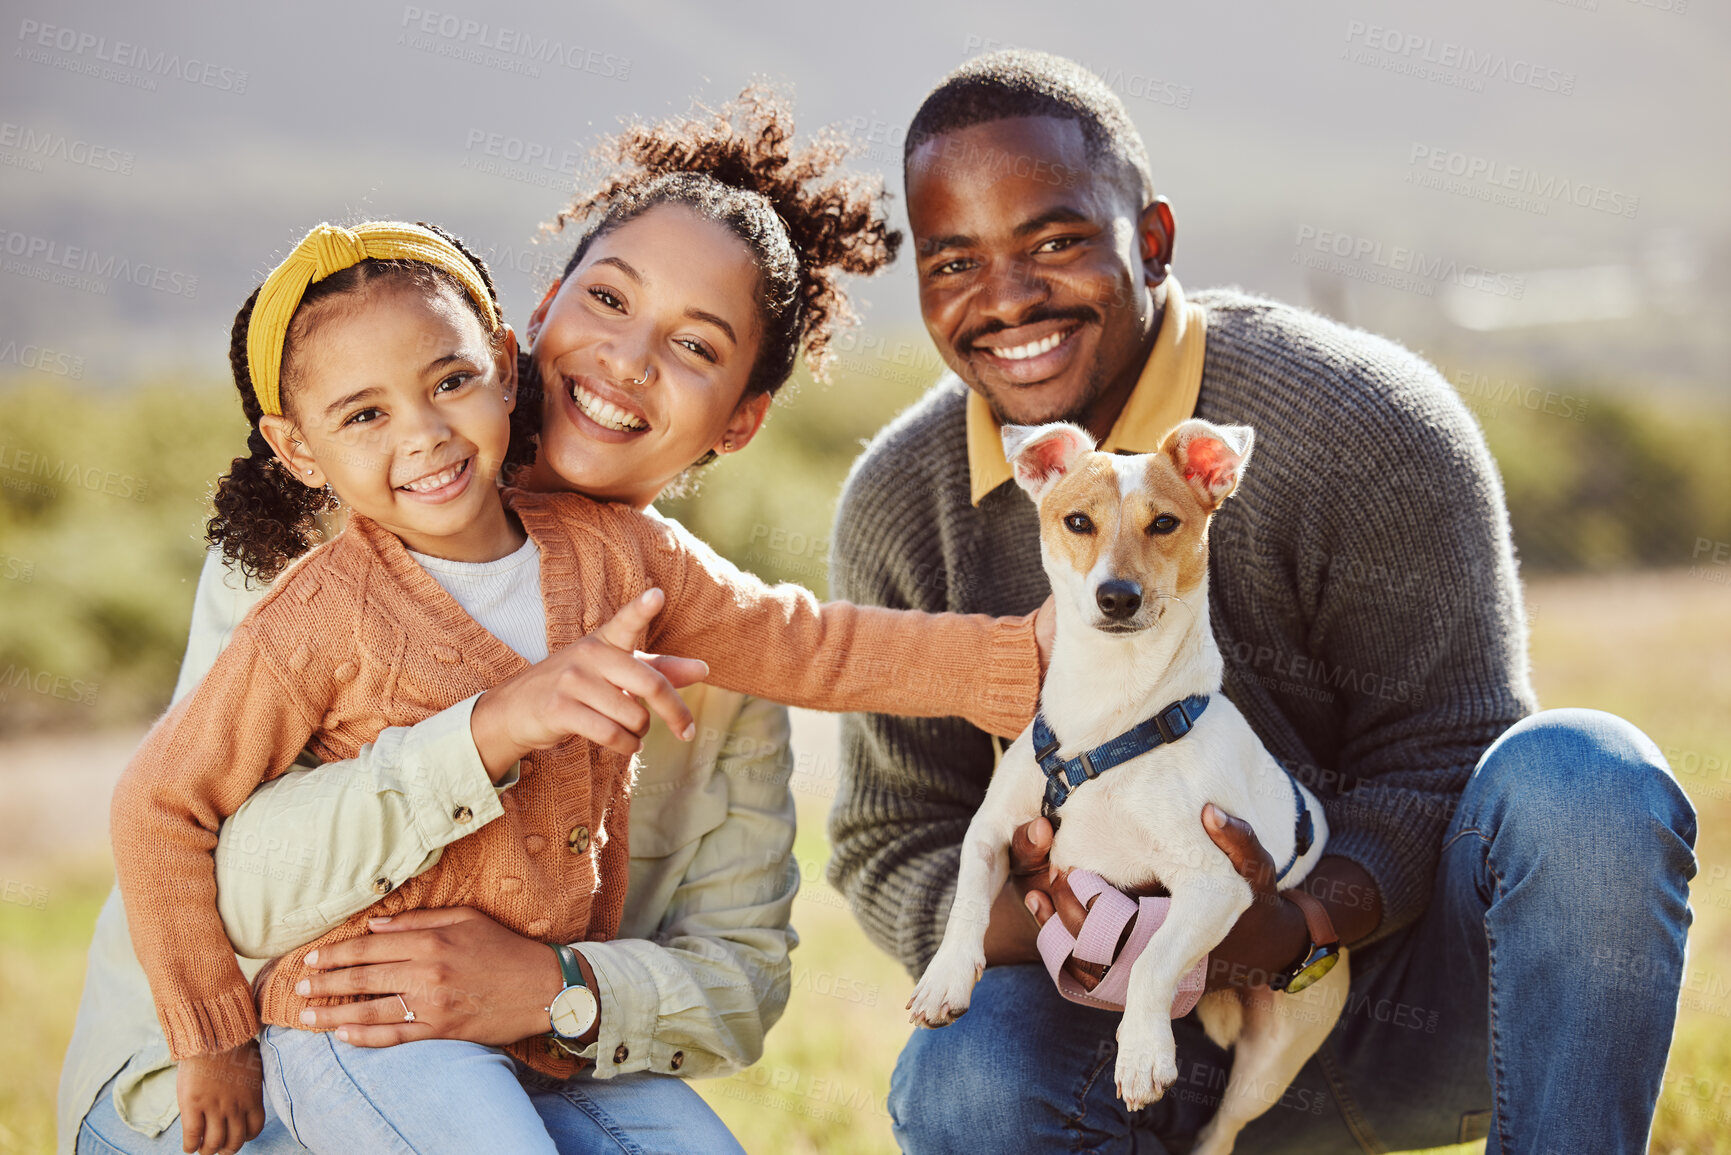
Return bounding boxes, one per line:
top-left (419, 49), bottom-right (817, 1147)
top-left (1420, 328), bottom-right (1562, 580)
top-left (828, 50), bottom-right (1695, 1154)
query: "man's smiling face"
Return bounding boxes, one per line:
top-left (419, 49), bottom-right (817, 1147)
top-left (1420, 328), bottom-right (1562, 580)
top-left (908, 115), bottom-right (1163, 432)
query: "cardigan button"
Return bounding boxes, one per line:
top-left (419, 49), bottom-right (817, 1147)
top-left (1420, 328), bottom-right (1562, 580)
top-left (613, 1044), bottom-right (629, 1064)
top-left (371, 877), bottom-right (392, 895)
top-left (525, 835), bottom-right (545, 853)
top-left (568, 825), bottom-right (591, 854)
top-left (452, 805), bottom-right (473, 824)
top-left (669, 1051), bottom-right (684, 1071)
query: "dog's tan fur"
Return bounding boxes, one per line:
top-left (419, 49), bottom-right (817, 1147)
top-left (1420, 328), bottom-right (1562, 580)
top-left (1039, 447), bottom-right (1213, 600)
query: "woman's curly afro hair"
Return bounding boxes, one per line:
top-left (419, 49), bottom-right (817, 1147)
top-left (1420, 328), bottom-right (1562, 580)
top-left (548, 84), bottom-right (903, 403)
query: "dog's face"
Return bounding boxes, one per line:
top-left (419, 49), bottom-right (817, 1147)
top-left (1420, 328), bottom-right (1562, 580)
top-left (1004, 419), bottom-right (1254, 636)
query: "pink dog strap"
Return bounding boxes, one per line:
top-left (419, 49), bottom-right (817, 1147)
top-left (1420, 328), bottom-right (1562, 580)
top-left (1036, 869), bottom-right (1207, 1015)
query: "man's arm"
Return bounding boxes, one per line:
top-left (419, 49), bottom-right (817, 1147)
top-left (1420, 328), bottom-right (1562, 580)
top-left (824, 449), bottom-right (1018, 977)
top-left (1289, 368), bottom-right (1533, 947)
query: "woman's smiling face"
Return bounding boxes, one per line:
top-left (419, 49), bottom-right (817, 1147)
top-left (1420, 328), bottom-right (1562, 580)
top-left (525, 203), bottom-right (771, 508)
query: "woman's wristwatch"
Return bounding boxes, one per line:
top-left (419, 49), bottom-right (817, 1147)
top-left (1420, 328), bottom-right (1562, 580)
top-left (1268, 888), bottom-right (1341, 994)
top-left (546, 943), bottom-right (599, 1044)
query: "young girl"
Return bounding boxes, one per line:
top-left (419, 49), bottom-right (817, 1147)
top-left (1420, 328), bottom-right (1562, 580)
top-left (110, 211), bottom-right (1045, 1154)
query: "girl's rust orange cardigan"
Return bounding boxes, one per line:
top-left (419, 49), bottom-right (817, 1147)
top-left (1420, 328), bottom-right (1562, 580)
top-left (110, 490), bottom-right (1041, 1078)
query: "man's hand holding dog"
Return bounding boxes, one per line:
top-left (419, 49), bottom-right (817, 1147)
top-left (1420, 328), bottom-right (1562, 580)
top-left (1007, 805), bottom-right (1383, 992)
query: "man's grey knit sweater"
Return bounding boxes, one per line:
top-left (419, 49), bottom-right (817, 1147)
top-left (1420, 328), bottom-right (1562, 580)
top-left (827, 288), bottom-right (1537, 977)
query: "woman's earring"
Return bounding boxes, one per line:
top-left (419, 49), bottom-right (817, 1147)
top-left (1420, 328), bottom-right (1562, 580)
top-left (722, 439), bottom-right (735, 453)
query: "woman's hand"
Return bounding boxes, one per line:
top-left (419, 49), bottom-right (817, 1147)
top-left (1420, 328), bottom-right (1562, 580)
top-left (294, 907), bottom-right (580, 1048)
top-left (470, 587), bottom-right (711, 779)
top-left (175, 1040), bottom-right (265, 1155)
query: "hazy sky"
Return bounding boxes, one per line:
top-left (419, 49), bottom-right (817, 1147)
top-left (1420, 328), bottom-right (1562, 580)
top-left (2, 0), bottom-right (1727, 393)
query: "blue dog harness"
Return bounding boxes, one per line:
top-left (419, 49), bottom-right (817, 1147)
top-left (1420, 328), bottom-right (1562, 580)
top-left (1033, 693), bottom-right (1316, 883)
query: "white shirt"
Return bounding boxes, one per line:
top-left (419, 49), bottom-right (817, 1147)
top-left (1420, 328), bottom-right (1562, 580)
top-left (408, 537), bottom-right (549, 663)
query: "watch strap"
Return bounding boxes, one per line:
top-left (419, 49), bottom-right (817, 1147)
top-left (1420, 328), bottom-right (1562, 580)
top-left (1284, 888), bottom-right (1339, 950)
top-left (552, 943), bottom-right (587, 990)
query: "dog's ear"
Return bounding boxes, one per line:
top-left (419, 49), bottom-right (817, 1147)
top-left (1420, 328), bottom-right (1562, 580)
top-left (1161, 420), bottom-right (1254, 509)
top-left (1003, 422), bottom-right (1096, 503)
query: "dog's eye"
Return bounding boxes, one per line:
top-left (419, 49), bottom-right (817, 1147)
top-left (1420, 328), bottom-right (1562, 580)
top-left (1149, 514), bottom-right (1180, 535)
top-left (1063, 513), bottom-right (1095, 535)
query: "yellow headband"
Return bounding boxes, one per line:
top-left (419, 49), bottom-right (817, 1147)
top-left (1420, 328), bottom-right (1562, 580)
top-left (245, 221), bottom-right (501, 416)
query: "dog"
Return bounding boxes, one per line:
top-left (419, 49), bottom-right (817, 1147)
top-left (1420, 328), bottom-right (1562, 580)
top-left (906, 417), bottom-right (1349, 1153)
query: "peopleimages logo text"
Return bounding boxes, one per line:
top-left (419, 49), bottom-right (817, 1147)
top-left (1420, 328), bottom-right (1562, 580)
top-left (16, 19), bottom-right (249, 93)
top-left (1343, 21), bottom-right (1575, 95)
top-left (0, 229), bottom-right (198, 298)
top-left (399, 8), bottom-right (631, 79)
top-left (0, 122), bottom-right (134, 175)
top-left (1407, 146), bottom-right (1638, 219)
top-left (1293, 226), bottom-right (1525, 299)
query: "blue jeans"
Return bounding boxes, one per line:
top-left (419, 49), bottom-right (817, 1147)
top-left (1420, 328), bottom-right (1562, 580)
top-left (889, 708), bottom-right (1698, 1154)
top-left (78, 1036), bottom-right (743, 1155)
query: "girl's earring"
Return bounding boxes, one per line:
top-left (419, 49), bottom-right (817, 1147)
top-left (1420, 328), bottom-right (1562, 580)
top-left (722, 439), bottom-right (734, 453)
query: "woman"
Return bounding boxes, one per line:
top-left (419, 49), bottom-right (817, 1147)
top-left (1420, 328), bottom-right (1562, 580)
top-left (61, 86), bottom-right (903, 1155)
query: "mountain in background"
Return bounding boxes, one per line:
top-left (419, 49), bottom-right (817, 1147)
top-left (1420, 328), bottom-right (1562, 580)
top-left (1, 0), bottom-right (1726, 398)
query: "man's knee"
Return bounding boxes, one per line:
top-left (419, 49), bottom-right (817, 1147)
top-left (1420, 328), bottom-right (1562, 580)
top-left (1473, 707), bottom-right (1698, 871)
top-left (889, 965), bottom-right (1115, 1152)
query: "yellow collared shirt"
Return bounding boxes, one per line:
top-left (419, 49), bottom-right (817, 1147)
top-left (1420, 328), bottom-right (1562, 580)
top-left (966, 276), bottom-right (1208, 505)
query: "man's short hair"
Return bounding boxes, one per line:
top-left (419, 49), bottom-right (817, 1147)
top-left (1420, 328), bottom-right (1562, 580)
top-left (904, 49), bottom-right (1154, 203)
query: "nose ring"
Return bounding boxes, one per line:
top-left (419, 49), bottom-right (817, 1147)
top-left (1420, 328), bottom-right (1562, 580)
top-left (629, 368), bottom-right (651, 386)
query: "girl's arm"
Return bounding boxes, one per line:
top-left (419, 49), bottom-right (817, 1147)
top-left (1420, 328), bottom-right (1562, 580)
top-left (214, 697), bottom-right (515, 958)
top-left (642, 516), bottom-right (1043, 738)
top-left (110, 620), bottom-right (324, 1060)
top-left (177, 549), bottom-right (515, 961)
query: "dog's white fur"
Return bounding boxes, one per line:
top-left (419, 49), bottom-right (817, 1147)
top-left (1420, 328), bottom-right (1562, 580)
top-left (907, 419), bottom-right (1349, 1153)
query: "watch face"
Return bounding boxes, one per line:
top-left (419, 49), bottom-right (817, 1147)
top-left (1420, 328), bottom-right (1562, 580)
top-left (550, 984), bottom-right (598, 1039)
top-left (1283, 948), bottom-right (1340, 995)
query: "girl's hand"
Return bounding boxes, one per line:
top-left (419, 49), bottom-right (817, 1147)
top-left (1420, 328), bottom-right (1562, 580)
top-left (469, 588), bottom-right (710, 778)
top-left (175, 1040), bottom-right (265, 1155)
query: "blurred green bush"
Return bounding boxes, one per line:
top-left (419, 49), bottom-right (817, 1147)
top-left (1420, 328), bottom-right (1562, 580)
top-left (2, 350), bottom-right (1727, 731)
top-left (0, 378), bottom-right (247, 731)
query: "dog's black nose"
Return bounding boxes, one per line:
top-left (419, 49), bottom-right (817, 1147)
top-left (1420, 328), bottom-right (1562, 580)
top-left (1095, 579), bottom-right (1143, 619)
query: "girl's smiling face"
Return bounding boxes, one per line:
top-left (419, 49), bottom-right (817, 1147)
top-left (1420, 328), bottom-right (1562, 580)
top-left (258, 278), bottom-right (523, 562)
top-left (524, 203), bottom-right (773, 509)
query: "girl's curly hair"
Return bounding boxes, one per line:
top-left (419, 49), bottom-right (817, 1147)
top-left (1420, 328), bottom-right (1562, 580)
top-left (546, 84), bottom-right (903, 410)
top-left (207, 224), bottom-right (528, 583)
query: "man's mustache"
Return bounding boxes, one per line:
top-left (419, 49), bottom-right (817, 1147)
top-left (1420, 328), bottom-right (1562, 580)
top-left (957, 306), bottom-right (1099, 355)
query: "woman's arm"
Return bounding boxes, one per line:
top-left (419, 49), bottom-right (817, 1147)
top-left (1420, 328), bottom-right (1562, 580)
top-left (292, 694), bottom-right (800, 1076)
top-left (570, 693), bottom-right (798, 1078)
top-left (214, 696), bottom-right (517, 958)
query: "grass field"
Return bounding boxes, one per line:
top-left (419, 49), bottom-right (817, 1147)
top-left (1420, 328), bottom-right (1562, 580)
top-left (2, 568), bottom-right (1728, 1153)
